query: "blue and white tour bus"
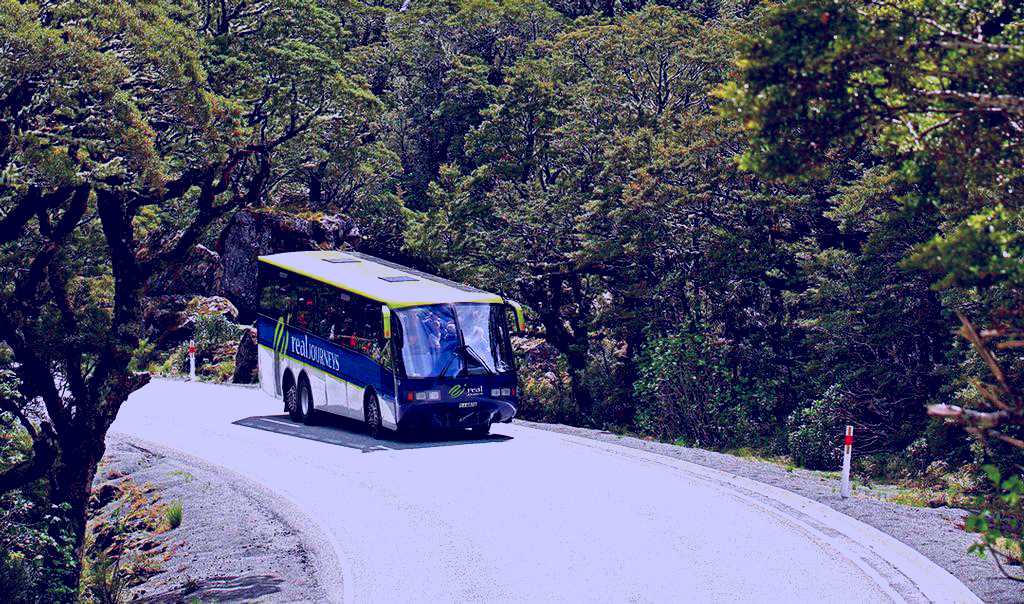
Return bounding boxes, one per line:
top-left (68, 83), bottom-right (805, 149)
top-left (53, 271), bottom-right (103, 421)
top-left (256, 251), bottom-right (525, 438)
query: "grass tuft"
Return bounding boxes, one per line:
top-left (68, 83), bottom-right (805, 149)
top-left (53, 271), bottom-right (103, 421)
top-left (164, 500), bottom-right (183, 530)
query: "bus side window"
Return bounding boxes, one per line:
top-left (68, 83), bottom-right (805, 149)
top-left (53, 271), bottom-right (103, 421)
top-left (350, 299), bottom-right (373, 354)
top-left (292, 277), bottom-right (317, 331)
top-left (259, 267), bottom-right (294, 318)
top-left (362, 300), bottom-right (389, 368)
top-left (358, 299), bottom-right (392, 369)
top-left (315, 282), bottom-right (352, 346)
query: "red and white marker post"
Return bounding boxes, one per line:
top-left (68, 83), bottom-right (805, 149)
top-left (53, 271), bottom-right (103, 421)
top-left (841, 425), bottom-right (854, 499)
top-left (188, 340), bottom-right (197, 381)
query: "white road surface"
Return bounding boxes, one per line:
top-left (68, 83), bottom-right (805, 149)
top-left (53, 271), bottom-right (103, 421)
top-left (110, 380), bottom-right (976, 603)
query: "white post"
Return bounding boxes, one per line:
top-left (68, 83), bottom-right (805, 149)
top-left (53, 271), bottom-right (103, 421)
top-left (188, 340), bottom-right (196, 381)
top-left (840, 425), bottom-right (853, 499)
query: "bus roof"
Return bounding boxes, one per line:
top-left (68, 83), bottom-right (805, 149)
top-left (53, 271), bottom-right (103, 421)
top-left (257, 250), bottom-right (504, 309)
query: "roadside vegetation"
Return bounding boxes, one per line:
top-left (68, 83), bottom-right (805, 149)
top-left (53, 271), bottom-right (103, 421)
top-left (79, 473), bottom-right (178, 604)
top-left (1, 0), bottom-right (1022, 598)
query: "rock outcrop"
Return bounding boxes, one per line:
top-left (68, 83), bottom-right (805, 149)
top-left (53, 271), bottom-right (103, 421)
top-left (218, 209), bottom-right (361, 319)
top-left (146, 244), bottom-right (223, 297)
top-left (231, 327), bottom-right (259, 384)
top-left (138, 208), bottom-right (361, 374)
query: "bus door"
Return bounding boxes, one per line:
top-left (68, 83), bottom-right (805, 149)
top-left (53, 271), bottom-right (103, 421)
top-left (319, 287), bottom-right (359, 418)
top-left (293, 280), bottom-right (326, 407)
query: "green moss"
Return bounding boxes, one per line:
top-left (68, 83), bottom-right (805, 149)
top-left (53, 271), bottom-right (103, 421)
top-left (888, 489), bottom-right (932, 508)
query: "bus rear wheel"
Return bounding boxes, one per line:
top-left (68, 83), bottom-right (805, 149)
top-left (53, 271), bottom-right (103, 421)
top-left (365, 392), bottom-right (382, 439)
top-left (300, 379), bottom-right (316, 425)
top-left (286, 381), bottom-right (303, 422)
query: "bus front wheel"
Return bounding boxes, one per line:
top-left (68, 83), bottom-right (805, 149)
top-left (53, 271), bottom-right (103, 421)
top-left (365, 393), bottom-right (382, 439)
top-left (471, 422), bottom-right (491, 438)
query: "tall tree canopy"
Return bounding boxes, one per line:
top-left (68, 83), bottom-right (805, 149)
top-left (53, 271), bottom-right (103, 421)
top-left (3, 0), bottom-right (1024, 594)
top-left (724, 0), bottom-right (1024, 575)
top-left (0, 0), bottom-right (379, 595)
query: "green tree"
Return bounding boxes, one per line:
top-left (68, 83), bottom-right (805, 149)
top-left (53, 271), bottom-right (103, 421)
top-left (408, 6), bottom-right (769, 421)
top-left (724, 0), bottom-right (1024, 575)
top-left (723, 0), bottom-right (1024, 445)
top-left (794, 164), bottom-right (951, 458)
top-left (0, 0), bottom-right (377, 595)
top-left (355, 0), bottom-right (564, 209)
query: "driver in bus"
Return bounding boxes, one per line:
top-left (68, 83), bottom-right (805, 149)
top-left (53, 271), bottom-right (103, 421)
top-left (425, 312), bottom-right (442, 351)
top-left (436, 317), bottom-right (459, 375)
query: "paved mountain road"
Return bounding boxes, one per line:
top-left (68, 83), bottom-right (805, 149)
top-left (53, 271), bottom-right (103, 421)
top-left (110, 380), bottom-right (976, 603)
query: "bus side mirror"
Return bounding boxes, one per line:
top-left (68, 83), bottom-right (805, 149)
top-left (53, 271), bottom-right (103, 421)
top-left (381, 305), bottom-right (392, 339)
top-left (507, 300), bottom-right (526, 334)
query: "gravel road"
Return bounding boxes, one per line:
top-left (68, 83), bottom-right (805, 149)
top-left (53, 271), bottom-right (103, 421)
top-left (110, 379), bottom-right (979, 603)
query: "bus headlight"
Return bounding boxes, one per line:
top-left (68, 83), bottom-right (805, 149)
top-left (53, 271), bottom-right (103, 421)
top-left (491, 388), bottom-right (513, 397)
top-left (415, 390), bottom-right (441, 401)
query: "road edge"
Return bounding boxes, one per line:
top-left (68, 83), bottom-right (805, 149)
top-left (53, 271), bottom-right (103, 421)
top-left (107, 430), bottom-right (348, 603)
top-left (520, 422), bottom-right (981, 604)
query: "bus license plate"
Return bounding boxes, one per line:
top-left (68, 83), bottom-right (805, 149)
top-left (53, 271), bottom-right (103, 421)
top-left (459, 401), bottom-right (477, 408)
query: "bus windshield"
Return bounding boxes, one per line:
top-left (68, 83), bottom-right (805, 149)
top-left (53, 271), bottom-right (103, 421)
top-left (395, 303), bottom-right (513, 379)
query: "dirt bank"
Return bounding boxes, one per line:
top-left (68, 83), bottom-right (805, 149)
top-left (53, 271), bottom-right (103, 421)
top-left (97, 436), bottom-right (329, 602)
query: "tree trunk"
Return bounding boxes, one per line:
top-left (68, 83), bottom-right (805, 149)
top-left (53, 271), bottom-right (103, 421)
top-left (309, 166), bottom-right (323, 207)
top-left (601, 0), bottom-right (615, 19)
top-left (566, 346), bottom-right (593, 417)
top-left (41, 430), bottom-right (105, 602)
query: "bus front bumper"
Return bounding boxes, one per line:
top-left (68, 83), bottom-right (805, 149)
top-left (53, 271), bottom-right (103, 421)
top-left (397, 398), bottom-right (516, 431)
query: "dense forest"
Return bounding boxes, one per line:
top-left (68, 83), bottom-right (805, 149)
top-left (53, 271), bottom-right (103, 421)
top-left (1, 0), bottom-right (1022, 599)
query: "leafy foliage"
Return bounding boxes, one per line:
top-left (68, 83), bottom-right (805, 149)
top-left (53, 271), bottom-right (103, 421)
top-left (634, 333), bottom-right (769, 449)
top-left (192, 314), bottom-right (238, 351)
top-left (0, 0), bottom-right (386, 595)
top-left (4, 0), bottom-right (1024, 593)
top-left (724, 0), bottom-right (1024, 580)
top-left (787, 386), bottom-right (845, 471)
top-left (967, 464), bottom-right (1024, 581)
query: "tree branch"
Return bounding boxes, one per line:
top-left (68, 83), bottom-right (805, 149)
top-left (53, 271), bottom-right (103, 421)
top-left (0, 421), bottom-right (56, 493)
top-left (0, 186), bottom-right (78, 246)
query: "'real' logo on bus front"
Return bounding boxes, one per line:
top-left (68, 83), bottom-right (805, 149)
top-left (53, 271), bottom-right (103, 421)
top-left (273, 314), bottom-right (342, 372)
top-left (447, 385), bottom-right (483, 398)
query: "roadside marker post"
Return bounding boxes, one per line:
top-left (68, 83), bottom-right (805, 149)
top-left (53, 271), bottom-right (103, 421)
top-left (840, 425), bottom-right (853, 499)
top-left (188, 340), bottom-right (196, 381)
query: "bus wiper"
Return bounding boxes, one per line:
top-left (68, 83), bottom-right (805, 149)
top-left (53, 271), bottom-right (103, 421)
top-left (437, 350), bottom-right (460, 378)
top-left (462, 344), bottom-right (495, 375)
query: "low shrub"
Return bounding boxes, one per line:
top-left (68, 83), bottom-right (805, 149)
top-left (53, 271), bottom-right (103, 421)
top-left (81, 549), bottom-right (125, 604)
top-left (513, 340), bottom-right (574, 423)
top-left (193, 314), bottom-right (237, 350)
top-left (634, 333), bottom-right (763, 450)
top-left (787, 386), bottom-right (845, 471)
top-left (128, 338), bottom-right (158, 374)
top-left (966, 465), bottom-right (1024, 578)
top-left (855, 453), bottom-right (913, 482)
